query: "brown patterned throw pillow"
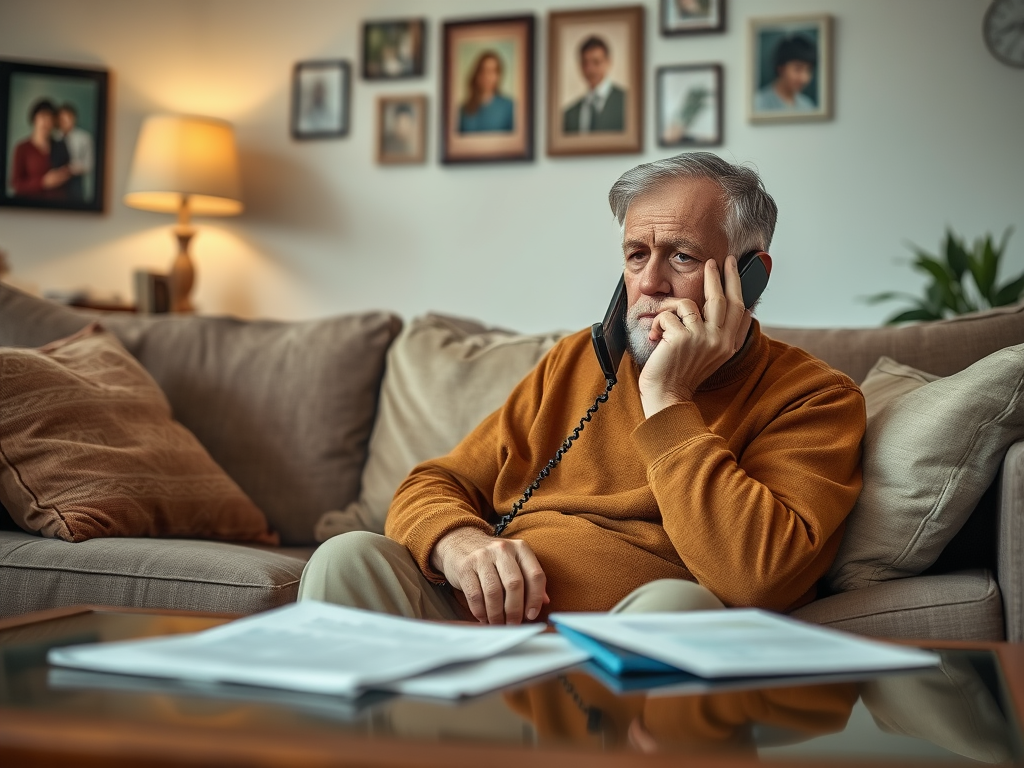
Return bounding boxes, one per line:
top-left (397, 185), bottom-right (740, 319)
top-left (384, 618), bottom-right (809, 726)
top-left (0, 323), bottom-right (278, 544)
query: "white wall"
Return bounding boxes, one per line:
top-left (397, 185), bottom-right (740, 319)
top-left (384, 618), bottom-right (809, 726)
top-left (0, 0), bottom-right (1021, 332)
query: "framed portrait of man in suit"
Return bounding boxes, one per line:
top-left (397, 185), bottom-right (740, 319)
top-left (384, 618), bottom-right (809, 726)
top-left (547, 6), bottom-right (644, 157)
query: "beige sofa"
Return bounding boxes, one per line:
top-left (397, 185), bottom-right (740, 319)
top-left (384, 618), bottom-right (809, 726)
top-left (0, 283), bottom-right (1020, 643)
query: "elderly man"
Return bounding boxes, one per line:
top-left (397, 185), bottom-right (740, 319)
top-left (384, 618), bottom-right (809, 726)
top-left (300, 152), bottom-right (865, 624)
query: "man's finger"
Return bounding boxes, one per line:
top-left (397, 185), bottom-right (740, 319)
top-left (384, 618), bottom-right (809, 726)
top-left (702, 258), bottom-right (728, 329)
top-left (721, 254), bottom-right (746, 333)
top-left (478, 563), bottom-right (507, 624)
top-left (515, 545), bottom-right (548, 621)
top-left (494, 551), bottom-right (526, 625)
top-left (460, 571), bottom-right (489, 624)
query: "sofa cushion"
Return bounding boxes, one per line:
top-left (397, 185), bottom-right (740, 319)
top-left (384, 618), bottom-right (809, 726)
top-left (0, 283), bottom-right (403, 546)
top-left (0, 324), bottom-right (277, 545)
top-left (827, 346), bottom-right (1024, 592)
top-left (764, 302), bottom-right (1024, 384)
top-left (791, 570), bottom-right (1004, 641)
top-left (316, 314), bottom-right (566, 539)
top-left (0, 530), bottom-right (308, 617)
top-left (858, 356), bottom-right (939, 419)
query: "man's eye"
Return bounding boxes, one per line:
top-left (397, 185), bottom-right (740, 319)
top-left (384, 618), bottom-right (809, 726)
top-left (673, 252), bottom-right (695, 263)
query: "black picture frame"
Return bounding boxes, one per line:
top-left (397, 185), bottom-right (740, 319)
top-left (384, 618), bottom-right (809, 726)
top-left (441, 15), bottom-right (535, 165)
top-left (660, 0), bottom-right (726, 36)
top-left (291, 60), bottom-right (351, 140)
top-left (0, 59), bottom-right (108, 213)
top-left (362, 19), bottom-right (427, 80)
top-left (656, 64), bottom-right (723, 148)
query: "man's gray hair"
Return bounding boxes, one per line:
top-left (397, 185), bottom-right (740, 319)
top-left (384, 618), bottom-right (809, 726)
top-left (608, 152), bottom-right (778, 254)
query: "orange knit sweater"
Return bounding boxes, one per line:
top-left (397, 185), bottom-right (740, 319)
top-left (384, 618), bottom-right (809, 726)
top-left (385, 322), bottom-right (865, 614)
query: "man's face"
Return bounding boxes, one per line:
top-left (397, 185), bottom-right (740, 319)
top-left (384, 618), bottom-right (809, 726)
top-left (776, 60), bottom-right (813, 97)
top-left (622, 176), bottom-right (730, 366)
top-left (580, 47), bottom-right (610, 90)
top-left (58, 110), bottom-right (75, 133)
top-left (34, 110), bottom-right (54, 133)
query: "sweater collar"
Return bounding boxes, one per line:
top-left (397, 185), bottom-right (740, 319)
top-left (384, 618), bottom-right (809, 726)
top-left (697, 320), bottom-right (767, 391)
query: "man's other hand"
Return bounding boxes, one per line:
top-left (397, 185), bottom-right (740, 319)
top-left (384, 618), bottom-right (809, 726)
top-left (431, 527), bottom-right (549, 624)
top-left (638, 255), bottom-right (752, 418)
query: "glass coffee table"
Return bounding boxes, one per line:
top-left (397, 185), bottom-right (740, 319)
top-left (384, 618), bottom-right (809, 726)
top-left (1, 606), bottom-right (1021, 767)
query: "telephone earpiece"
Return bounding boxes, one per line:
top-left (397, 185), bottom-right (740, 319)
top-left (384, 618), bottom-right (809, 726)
top-left (737, 251), bottom-right (771, 310)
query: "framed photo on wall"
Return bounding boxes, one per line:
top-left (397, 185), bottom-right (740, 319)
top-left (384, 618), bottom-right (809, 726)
top-left (362, 19), bottom-right (426, 80)
top-left (291, 60), bottom-right (351, 139)
top-left (441, 15), bottom-right (535, 164)
top-left (377, 95), bottom-right (427, 165)
top-left (656, 64), bottom-right (723, 147)
top-left (661, 0), bottom-right (725, 36)
top-left (547, 5), bottom-right (644, 157)
top-left (0, 59), bottom-right (108, 212)
top-left (749, 15), bottom-right (832, 123)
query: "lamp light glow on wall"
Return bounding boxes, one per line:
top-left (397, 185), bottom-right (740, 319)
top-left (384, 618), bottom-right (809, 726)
top-left (124, 115), bottom-right (243, 313)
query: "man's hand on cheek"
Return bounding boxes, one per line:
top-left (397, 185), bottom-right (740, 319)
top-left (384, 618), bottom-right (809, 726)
top-left (431, 527), bottom-right (550, 624)
top-left (638, 256), bottom-right (752, 419)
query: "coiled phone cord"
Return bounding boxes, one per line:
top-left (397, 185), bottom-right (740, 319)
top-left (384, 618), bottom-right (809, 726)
top-left (493, 378), bottom-right (616, 537)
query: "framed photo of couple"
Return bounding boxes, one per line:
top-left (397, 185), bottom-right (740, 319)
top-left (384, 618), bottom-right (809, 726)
top-left (0, 59), bottom-right (108, 212)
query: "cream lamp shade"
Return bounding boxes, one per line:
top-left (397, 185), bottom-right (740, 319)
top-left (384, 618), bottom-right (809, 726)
top-left (124, 115), bottom-right (243, 217)
top-left (124, 114), bottom-right (243, 313)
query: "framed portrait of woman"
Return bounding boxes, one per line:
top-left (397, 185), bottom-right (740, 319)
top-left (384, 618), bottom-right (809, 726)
top-left (441, 15), bottom-right (535, 164)
top-left (0, 59), bottom-right (108, 212)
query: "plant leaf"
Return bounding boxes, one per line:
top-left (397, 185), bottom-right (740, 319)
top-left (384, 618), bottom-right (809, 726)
top-left (969, 236), bottom-right (999, 303)
top-left (943, 230), bottom-right (970, 281)
top-left (863, 291), bottom-right (924, 305)
top-left (886, 307), bottom-right (943, 325)
top-left (993, 272), bottom-right (1024, 306)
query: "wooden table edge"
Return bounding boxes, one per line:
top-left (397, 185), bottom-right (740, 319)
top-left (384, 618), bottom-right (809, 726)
top-left (1, 606), bottom-right (1021, 768)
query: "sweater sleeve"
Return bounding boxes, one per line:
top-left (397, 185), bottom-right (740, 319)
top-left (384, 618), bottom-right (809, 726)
top-left (384, 341), bottom-right (561, 582)
top-left (11, 143), bottom-right (45, 195)
top-left (631, 381), bottom-right (865, 611)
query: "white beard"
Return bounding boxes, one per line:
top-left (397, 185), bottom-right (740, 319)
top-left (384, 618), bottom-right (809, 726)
top-left (625, 298), bottom-right (666, 368)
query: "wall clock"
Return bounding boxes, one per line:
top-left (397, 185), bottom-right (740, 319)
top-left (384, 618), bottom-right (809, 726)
top-left (984, 0), bottom-right (1024, 68)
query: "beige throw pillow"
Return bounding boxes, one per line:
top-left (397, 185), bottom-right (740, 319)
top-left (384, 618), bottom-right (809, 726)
top-left (0, 324), bottom-right (278, 544)
top-left (828, 346), bottom-right (1024, 592)
top-left (315, 314), bottom-right (566, 540)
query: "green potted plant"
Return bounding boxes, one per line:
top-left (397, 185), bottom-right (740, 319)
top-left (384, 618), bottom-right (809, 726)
top-left (868, 228), bottom-right (1022, 324)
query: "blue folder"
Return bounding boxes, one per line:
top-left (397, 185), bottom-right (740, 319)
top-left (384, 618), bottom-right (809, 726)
top-left (554, 623), bottom-right (681, 676)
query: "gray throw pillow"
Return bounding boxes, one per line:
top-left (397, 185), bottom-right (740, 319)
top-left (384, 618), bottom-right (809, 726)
top-left (828, 346), bottom-right (1024, 592)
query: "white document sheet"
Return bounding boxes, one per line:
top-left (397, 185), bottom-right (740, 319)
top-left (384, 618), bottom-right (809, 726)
top-left (48, 601), bottom-right (544, 697)
top-left (383, 634), bottom-right (590, 699)
top-left (551, 610), bottom-right (939, 679)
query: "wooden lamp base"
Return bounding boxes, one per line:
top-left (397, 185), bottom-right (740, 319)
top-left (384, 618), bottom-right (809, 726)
top-left (169, 227), bottom-right (196, 314)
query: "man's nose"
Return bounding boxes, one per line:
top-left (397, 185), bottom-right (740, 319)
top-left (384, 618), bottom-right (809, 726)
top-left (637, 258), bottom-right (673, 296)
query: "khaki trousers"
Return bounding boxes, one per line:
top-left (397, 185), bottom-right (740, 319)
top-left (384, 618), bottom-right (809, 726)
top-left (298, 531), bottom-right (724, 619)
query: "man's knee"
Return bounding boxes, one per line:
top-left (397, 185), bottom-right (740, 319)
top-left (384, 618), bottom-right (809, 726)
top-left (612, 579), bottom-right (725, 613)
top-left (299, 531), bottom-right (409, 604)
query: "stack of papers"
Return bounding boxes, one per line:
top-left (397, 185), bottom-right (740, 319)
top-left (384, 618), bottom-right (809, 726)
top-left (551, 610), bottom-right (940, 679)
top-left (48, 601), bottom-right (588, 699)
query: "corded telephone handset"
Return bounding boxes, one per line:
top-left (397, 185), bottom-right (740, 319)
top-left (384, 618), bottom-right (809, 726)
top-left (493, 251), bottom-right (771, 536)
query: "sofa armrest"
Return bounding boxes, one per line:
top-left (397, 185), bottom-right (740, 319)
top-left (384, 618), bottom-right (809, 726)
top-left (997, 440), bottom-right (1024, 642)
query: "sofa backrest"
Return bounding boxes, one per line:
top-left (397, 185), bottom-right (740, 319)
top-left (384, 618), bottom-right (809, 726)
top-left (763, 303), bottom-right (1024, 382)
top-left (0, 283), bottom-right (401, 546)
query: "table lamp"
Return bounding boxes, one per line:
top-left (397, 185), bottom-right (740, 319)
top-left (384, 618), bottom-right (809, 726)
top-left (124, 115), bottom-right (243, 313)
